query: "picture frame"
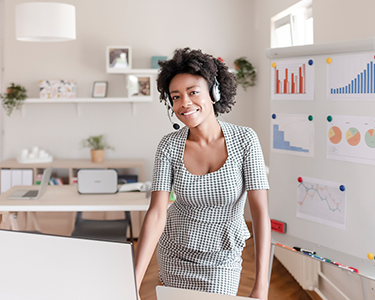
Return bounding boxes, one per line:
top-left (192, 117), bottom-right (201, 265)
top-left (106, 46), bottom-right (132, 73)
top-left (92, 81), bottom-right (108, 98)
top-left (39, 80), bottom-right (76, 99)
top-left (127, 75), bottom-right (153, 101)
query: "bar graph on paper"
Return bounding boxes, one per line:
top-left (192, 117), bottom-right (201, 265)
top-left (328, 52), bottom-right (375, 101)
top-left (275, 63), bottom-right (306, 94)
top-left (271, 58), bottom-right (314, 100)
top-left (271, 113), bottom-right (314, 157)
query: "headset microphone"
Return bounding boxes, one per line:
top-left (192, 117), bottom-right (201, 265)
top-left (166, 105), bottom-right (180, 130)
top-left (164, 92), bottom-right (180, 130)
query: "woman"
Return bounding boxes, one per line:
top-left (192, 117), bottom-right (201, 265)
top-left (134, 48), bottom-right (270, 300)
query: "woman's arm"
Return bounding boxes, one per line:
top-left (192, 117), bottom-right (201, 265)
top-left (247, 189), bottom-right (271, 300)
top-left (134, 191), bottom-right (170, 293)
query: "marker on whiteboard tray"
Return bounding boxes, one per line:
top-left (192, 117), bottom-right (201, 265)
top-left (311, 254), bottom-right (328, 262)
top-left (333, 261), bottom-right (359, 273)
top-left (293, 247), bottom-right (316, 255)
top-left (275, 243), bottom-right (296, 251)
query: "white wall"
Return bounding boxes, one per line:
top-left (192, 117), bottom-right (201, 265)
top-left (2, 0), bottom-right (255, 180)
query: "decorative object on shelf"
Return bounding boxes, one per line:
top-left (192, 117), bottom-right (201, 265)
top-left (81, 135), bottom-right (114, 163)
top-left (15, 2), bottom-right (76, 42)
top-left (234, 57), bottom-right (257, 91)
top-left (151, 56), bottom-right (167, 69)
top-left (127, 75), bottom-right (153, 101)
top-left (39, 80), bottom-right (76, 99)
top-left (17, 146), bottom-right (53, 164)
top-left (106, 46), bottom-right (132, 73)
top-left (1, 83), bottom-right (27, 116)
top-left (92, 81), bottom-right (108, 98)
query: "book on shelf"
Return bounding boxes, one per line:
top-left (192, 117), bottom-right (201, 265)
top-left (48, 177), bottom-right (65, 185)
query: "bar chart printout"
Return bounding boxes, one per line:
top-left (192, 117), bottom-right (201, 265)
top-left (272, 114), bottom-right (314, 157)
top-left (328, 52), bottom-right (375, 101)
top-left (271, 58), bottom-right (314, 100)
top-left (276, 63), bottom-right (305, 94)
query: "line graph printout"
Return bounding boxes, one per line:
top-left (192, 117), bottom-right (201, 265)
top-left (272, 114), bottom-right (314, 157)
top-left (297, 177), bottom-right (347, 230)
top-left (271, 58), bottom-right (314, 100)
top-left (327, 115), bottom-right (375, 165)
top-left (327, 52), bottom-right (375, 101)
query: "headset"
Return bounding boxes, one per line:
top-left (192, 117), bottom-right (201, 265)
top-left (165, 77), bottom-right (221, 130)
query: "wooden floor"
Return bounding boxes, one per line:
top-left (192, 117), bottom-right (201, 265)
top-left (138, 230), bottom-right (319, 300)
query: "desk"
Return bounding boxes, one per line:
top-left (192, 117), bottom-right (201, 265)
top-left (0, 185), bottom-right (150, 231)
top-left (0, 158), bottom-right (147, 236)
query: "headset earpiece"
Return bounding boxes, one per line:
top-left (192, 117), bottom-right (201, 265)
top-left (164, 92), bottom-right (180, 130)
top-left (211, 77), bottom-right (221, 103)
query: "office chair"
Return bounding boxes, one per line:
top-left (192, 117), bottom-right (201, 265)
top-left (71, 211), bottom-right (133, 243)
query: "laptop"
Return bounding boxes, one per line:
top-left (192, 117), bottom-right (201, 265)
top-left (7, 166), bottom-right (52, 199)
top-left (156, 286), bottom-right (258, 300)
top-left (0, 230), bottom-right (138, 300)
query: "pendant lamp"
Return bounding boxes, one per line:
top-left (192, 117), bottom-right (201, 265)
top-left (16, 2), bottom-right (76, 42)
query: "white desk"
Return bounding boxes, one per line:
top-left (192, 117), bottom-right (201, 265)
top-left (0, 185), bottom-right (150, 231)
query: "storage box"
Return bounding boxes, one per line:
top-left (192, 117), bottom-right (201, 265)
top-left (77, 169), bottom-right (118, 194)
top-left (39, 80), bottom-right (76, 99)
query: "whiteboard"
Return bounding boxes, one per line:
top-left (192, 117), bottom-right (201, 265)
top-left (267, 41), bottom-right (375, 280)
top-left (0, 230), bottom-right (137, 300)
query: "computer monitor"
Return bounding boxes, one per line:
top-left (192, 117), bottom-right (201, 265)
top-left (0, 230), bottom-right (137, 300)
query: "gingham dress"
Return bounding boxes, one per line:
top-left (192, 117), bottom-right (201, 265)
top-left (151, 121), bottom-right (269, 295)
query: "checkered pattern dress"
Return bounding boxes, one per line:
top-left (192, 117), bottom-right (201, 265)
top-left (151, 121), bottom-right (269, 295)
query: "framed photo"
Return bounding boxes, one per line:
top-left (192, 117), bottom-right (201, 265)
top-left (127, 75), bottom-right (153, 101)
top-left (92, 81), bottom-right (108, 98)
top-left (106, 46), bottom-right (132, 73)
top-left (39, 80), bottom-right (76, 99)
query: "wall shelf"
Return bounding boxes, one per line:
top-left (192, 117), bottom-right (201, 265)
top-left (22, 97), bottom-right (152, 117)
top-left (120, 69), bottom-right (159, 74)
top-left (20, 68), bottom-right (160, 117)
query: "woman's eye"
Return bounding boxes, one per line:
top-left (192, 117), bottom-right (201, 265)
top-left (191, 91), bottom-right (199, 95)
top-left (171, 95), bottom-right (179, 101)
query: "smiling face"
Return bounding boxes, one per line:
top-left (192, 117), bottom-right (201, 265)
top-left (169, 73), bottom-right (215, 128)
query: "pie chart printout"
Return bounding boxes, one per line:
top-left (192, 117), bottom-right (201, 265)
top-left (327, 115), bottom-right (375, 165)
top-left (328, 126), bottom-right (342, 144)
top-left (346, 127), bottom-right (361, 146)
top-left (365, 129), bottom-right (375, 148)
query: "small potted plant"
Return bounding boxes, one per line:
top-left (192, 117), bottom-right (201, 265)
top-left (81, 134), bottom-right (114, 163)
top-left (234, 57), bottom-right (256, 91)
top-left (1, 83), bottom-right (27, 116)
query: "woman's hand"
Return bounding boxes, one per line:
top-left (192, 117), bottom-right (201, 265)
top-left (249, 287), bottom-right (268, 300)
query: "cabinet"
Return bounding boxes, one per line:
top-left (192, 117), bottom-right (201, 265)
top-left (0, 158), bottom-right (146, 237)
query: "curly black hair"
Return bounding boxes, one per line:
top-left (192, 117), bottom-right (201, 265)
top-left (157, 48), bottom-right (237, 117)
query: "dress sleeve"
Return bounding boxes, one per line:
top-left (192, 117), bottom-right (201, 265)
top-left (243, 128), bottom-right (269, 191)
top-left (151, 135), bottom-right (173, 192)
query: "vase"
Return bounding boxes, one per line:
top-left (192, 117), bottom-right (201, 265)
top-left (91, 149), bottom-right (104, 163)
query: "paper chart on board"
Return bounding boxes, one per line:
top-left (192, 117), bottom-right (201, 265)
top-left (327, 52), bottom-right (375, 101)
top-left (271, 113), bottom-right (314, 157)
top-left (270, 58), bottom-right (314, 100)
top-left (327, 115), bottom-right (375, 165)
top-left (297, 176), bottom-right (347, 230)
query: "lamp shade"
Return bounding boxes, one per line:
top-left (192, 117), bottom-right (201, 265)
top-left (16, 2), bottom-right (76, 42)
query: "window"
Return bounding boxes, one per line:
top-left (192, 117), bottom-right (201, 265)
top-left (271, 0), bottom-right (313, 48)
